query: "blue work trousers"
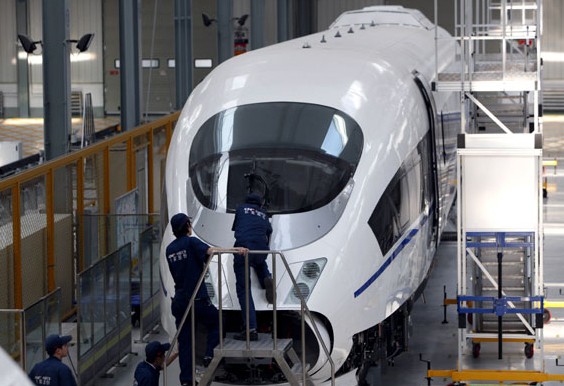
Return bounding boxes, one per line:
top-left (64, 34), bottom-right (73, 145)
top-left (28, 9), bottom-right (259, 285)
top-left (171, 297), bottom-right (219, 384)
top-left (233, 246), bottom-right (270, 330)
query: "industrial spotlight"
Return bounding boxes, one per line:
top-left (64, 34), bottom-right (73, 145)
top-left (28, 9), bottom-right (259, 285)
top-left (202, 13), bottom-right (216, 27)
top-left (67, 33), bottom-right (95, 53)
top-left (202, 13), bottom-right (249, 27)
top-left (236, 14), bottom-right (249, 26)
top-left (17, 34), bottom-right (42, 54)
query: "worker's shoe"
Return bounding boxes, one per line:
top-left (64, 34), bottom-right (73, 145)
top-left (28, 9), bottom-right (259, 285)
top-left (203, 356), bottom-right (212, 367)
top-left (264, 276), bottom-right (275, 304)
top-left (234, 329), bottom-right (258, 341)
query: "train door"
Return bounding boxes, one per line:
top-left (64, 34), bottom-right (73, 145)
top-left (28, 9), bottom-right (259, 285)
top-left (412, 71), bottom-right (440, 250)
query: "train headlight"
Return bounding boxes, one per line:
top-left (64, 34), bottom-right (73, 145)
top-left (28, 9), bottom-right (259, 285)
top-left (302, 261), bottom-right (321, 279)
top-left (293, 282), bottom-right (311, 299)
top-left (285, 258), bottom-right (327, 304)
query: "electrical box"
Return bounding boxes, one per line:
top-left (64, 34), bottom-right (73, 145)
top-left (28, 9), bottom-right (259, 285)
top-left (0, 141), bottom-right (22, 167)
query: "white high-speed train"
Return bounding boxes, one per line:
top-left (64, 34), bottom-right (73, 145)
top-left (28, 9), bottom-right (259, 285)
top-left (160, 5), bottom-right (459, 385)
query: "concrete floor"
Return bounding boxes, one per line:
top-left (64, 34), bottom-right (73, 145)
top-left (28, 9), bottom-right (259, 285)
top-left (0, 117), bottom-right (120, 157)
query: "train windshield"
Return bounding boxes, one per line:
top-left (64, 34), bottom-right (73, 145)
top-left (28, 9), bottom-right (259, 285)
top-left (189, 102), bottom-right (364, 214)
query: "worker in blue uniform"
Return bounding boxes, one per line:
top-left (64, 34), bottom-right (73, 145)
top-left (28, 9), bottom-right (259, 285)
top-left (133, 341), bottom-right (176, 386)
top-left (231, 192), bottom-right (274, 341)
top-left (166, 213), bottom-right (247, 386)
top-left (28, 334), bottom-right (77, 386)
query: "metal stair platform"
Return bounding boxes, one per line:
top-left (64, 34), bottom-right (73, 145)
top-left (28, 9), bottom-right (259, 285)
top-left (216, 334), bottom-right (295, 358)
top-left (436, 68), bottom-right (537, 92)
top-left (198, 334), bottom-right (313, 386)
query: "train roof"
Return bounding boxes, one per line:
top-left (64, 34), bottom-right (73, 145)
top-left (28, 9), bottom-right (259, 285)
top-left (185, 10), bottom-right (453, 136)
top-left (329, 5), bottom-right (435, 30)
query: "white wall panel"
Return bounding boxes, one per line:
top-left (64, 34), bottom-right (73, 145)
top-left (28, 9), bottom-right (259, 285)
top-left (264, 0), bottom-right (277, 45)
top-left (0, 1), bottom-right (17, 83)
top-left (27, 0), bottom-right (103, 110)
top-left (29, 0), bottom-right (42, 87)
top-left (69, 0), bottom-right (103, 84)
top-left (543, 0), bottom-right (564, 81)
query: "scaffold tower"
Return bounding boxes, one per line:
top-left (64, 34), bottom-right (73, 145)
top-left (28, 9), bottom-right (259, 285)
top-left (430, 0), bottom-right (562, 384)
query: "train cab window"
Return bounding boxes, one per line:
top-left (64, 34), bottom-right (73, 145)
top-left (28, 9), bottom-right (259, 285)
top-left (189, 102), bottom-right (364, 214)
top-left (368, 138), bottom-right (426, 256)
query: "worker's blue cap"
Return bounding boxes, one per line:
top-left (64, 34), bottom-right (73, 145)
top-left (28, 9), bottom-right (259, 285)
top-left (145, 341), bottom-right (171, 361)
top-left (45, 334), bottom-right (72, 356)
top-left (170, 213), bottom-right (191, 234)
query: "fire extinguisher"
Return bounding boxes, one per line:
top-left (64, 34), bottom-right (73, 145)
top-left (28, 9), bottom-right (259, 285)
top-left (233, 14), bottom-right (249, 55)
top-left (234, 25), bottom-right (249, 56)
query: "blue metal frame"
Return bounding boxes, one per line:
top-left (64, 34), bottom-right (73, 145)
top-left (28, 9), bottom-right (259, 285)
top-left (465, 231), bottom-right (535, 249)
top-left (461, 231), bottom-right (540, 317)
top-left (458, 295), bottom-right (544, 317)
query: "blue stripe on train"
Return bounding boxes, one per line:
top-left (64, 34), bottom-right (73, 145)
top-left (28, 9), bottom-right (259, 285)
top-left (354, 215), bottom-right (428, 298)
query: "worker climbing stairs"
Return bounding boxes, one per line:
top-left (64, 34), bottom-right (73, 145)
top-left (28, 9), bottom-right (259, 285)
top-left (163, 249), bottom-right (332, 386)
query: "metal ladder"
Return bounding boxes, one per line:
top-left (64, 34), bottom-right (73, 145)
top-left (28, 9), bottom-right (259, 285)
top-left (431, 0), bottom-right (545, 381)
top-left (435, 0), bottom-right (541, 134)
top-left (461, 231), bottom-right (542, 361)
top-left (450, 0), bottom-right (544, 360)
top-left (472, 233), bottom-right (532, 334)
top-left (163, 249), bottom-right (333, 386)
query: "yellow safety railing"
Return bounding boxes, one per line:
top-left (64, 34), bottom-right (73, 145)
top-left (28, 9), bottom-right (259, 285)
top-left (0, 112), bottom-right (179, 313)
top-left (428, 369), bottom-right (564, 383)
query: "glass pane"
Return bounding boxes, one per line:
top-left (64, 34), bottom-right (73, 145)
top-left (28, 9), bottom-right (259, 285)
top-left (0, 312), bottom-right (23, 368)
top-left (78, 268), bottom-right (93, 357)
top-left (136, 147), bottom-right (148, 213)
top-left (118, 244), bottom-right (131, 325)
top-left (44, 289), bottom-right (61, 338)
top-left (82, 211), bottom-right (100, 268)
top-left (140, 228), bottom-right (152, 304)
top-left (92, 262), bottom-right (105, 345)
top-left (151, 226), bottom-right (160, 297)
top-left (105, 257), bottom-right (118, 333)
top-left (25, 301), bottom-right (44, 371)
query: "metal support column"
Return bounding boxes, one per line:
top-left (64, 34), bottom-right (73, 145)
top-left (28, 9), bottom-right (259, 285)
top-left (216, 0), bottom-right (232, 63)
top-left (119, 0), bottom-right (141, 131)
top-left (42, 0), bottom-right (71, 160)
top-left (174, 0), bottom-right (192, 109)
top-left (16, 0), bottom-right (30, 118)
top-left (250, 0), bottom-right (264, 50)
top-left (277, 0), bottom-right (289, 42)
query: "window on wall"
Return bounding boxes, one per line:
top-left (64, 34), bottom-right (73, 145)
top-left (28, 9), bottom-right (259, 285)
top-left (368, 133), bottom-right (432, 256)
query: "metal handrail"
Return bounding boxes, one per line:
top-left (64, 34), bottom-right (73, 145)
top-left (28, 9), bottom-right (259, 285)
top-left (273, 250), bottom-right (336, 385)
top-left (162, 247), bottom-right (219, 386)
top-left (163, 248), bottom-right (336, 386)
